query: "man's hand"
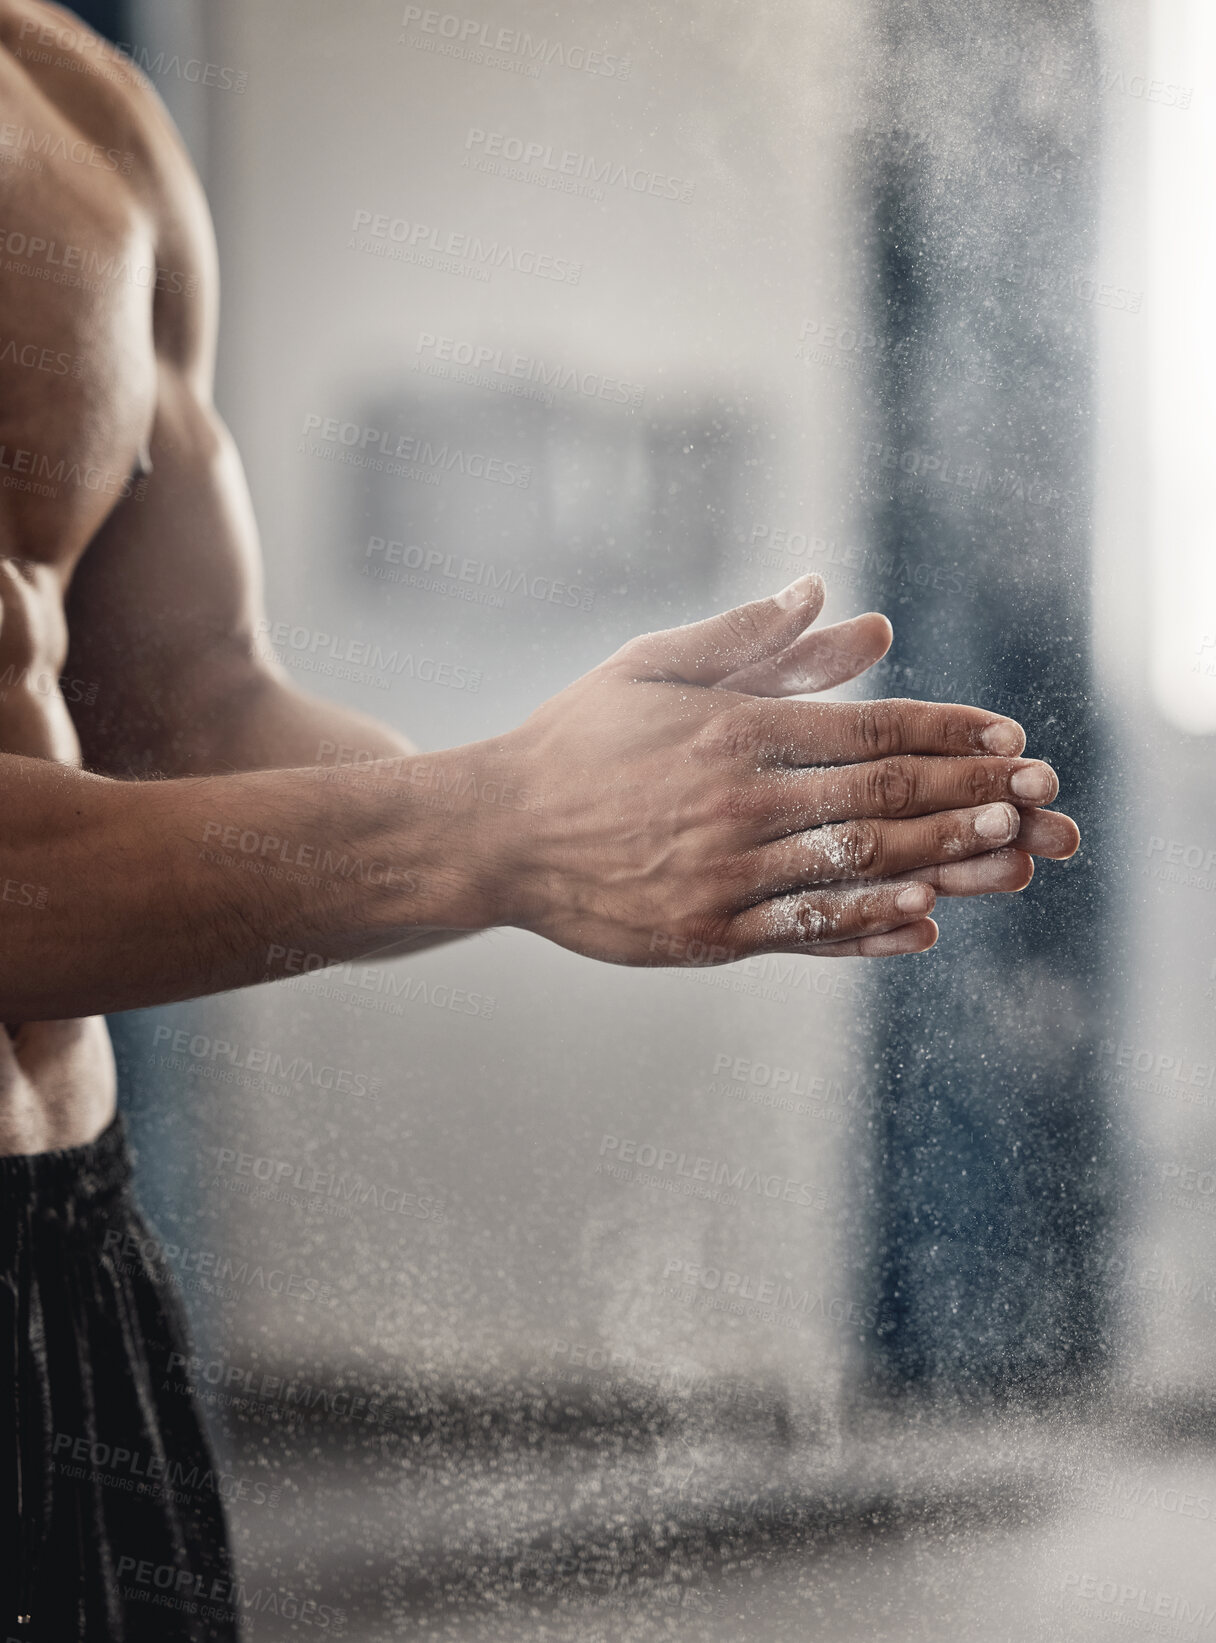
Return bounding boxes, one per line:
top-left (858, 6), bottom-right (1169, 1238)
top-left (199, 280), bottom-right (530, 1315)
top-left (480, 575), bottom-right (1080, 966)
top-left (0, 574), bottom-right (1082, 1019)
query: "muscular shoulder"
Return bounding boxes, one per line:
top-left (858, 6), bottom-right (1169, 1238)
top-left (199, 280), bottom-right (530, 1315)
top-left (0, 0), bottom-right (218, 381)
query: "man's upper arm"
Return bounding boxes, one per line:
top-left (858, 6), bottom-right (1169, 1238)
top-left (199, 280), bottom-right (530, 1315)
top-left (63, 59), bottom-right (283, 776)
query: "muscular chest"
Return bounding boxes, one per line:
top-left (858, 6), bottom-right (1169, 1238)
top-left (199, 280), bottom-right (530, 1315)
top-left (0, 114), bottom-right (159, 574)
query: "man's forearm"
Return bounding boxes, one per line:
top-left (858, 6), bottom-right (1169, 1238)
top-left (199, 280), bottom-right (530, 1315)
top-left (204, 673), bottom-right (490, 959)
top-left (107, 664), bottom-right (420, 780)
top-left (109, 666), bottom-right (478, 960)
top-left (0, 747), bottom-right (509, 1021)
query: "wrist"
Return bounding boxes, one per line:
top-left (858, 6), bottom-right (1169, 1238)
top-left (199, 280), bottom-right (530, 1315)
top-left (368, 741), bottom-right (537, 933)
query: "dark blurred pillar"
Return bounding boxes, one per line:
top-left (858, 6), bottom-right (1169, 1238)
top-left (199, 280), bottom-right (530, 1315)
top-left (854, 1), bottom-right (1118, 1398)
top-left (60, 0), bottom-right (129, 43)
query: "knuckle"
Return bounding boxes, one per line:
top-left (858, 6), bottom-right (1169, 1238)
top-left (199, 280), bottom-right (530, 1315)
top-left (794, 897), bottom-right (828, 943)
top-left (607, 633), bottom-right (654, 675)
top-left (856, 700), bottom-right (903, 758)
top-left (964, 761), bottom-right (996, 805)
top-left (663, 913), bottom-right (736, 968)
top-left (864, 757), bottom-right (916, 818)
top-left (705, 706), bottom-right (761, 764)
top-left (711, 782), bottom-right (756, 826)
top-left (842, 819), bottom-right (883, 876)
top-left (930, 808), bottom-right (968, 854)
top-left (719, 603), bottom-right (765, 652)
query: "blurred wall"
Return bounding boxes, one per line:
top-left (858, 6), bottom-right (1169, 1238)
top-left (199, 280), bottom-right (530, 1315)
top-left (119, 0), bottom-right (888, 1420)
top-left (104, 0), bottom-right (1216, 1435)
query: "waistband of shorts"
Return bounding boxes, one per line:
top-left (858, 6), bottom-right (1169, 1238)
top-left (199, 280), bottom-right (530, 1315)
top-left (0, 1112), bottom-right (132, 1207)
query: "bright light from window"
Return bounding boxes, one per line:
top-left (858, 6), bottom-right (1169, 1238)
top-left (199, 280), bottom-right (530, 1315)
top-left (1149, 0), bottom-right (1216, 732)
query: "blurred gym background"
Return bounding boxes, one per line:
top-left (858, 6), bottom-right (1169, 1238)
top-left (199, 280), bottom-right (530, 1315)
top-left (60, 0), bottom-right (1216, 1636)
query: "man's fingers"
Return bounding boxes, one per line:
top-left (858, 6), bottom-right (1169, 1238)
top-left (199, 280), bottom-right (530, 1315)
top-left (885, 847), bottom-right (1034, 897)
top-left (749, 801), bottom-right (1023, 894)
top-left (801, 918), bottom-right (939, 958)
top-left (611, 574), bottom-right (826, 685)
top-left (753, 844), bottom-right (1039, 959)
top-left (745, 755), bottom-right (1058, 838)
top-left (751, 696), bottom-right (1027, 764)
top-left (726, 880), bottom-right (937, 954)
top-left (718, 612), bottom-right (893, 697)
top-left (1014, 806), bottom-right (1081, 859)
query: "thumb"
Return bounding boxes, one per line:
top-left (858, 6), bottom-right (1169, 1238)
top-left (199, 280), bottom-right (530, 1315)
top-left (719, 611), bottom-right (893, 697)
top-left (612, 574), bottom-right (826, 686)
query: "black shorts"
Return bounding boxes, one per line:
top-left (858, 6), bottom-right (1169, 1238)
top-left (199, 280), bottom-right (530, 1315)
top-left (0, 1116), bottom-right (242, 1641)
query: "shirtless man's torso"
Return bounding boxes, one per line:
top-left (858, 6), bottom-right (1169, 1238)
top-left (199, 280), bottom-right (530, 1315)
top-left (0, 0), bottom-right (419, 1158)
top-left (0, 0), bottom-right (164, 1151)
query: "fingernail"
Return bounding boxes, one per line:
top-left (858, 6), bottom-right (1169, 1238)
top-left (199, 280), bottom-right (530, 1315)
top-left (1010, 763), bottom-right (1055, 802)
top-left (975, 802), bottom-right (1018, 840)
top-left (896, 884), bottom-right (932, 914)
top-left (982, 719), bottom-right (1025, 756)
top-left (773, 573), bottom-right (822, 611)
